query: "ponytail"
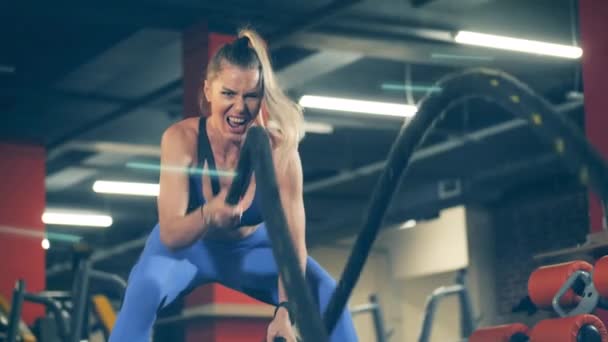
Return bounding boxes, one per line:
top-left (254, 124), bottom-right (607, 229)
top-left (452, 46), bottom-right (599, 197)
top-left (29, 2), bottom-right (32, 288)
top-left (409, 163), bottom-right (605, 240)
top-left (238, 28), bottom-right (305, 156)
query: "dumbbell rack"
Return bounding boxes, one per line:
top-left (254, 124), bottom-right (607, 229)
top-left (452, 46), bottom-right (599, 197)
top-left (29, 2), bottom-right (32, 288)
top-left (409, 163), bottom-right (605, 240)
top-left (470, 257), bottom-right (608, 341)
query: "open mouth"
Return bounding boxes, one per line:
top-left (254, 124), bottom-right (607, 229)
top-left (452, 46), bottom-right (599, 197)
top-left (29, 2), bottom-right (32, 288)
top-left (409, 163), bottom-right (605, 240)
top-left (226, 115), bottom-right (250, 128)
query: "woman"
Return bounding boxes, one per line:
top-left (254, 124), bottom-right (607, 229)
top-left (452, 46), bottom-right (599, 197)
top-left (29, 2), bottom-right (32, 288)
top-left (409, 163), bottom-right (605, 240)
top-left (109, 28), bottom-right (358, 342)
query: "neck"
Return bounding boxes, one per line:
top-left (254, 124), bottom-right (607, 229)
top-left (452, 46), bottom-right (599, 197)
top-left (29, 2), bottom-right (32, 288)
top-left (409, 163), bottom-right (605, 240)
top-left (206, 117), bottom-right (242, 164)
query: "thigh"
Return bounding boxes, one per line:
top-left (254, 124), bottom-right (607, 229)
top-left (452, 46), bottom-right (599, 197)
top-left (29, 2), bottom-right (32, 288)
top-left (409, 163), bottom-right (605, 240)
top-left (207, 226), bottom-right (336, 306)
top-left (128, 226), bottom-right (217, 308)
top-left (239, 243), bottom-right (280, 304)
top-left (237, 243), bottom-right (332, 306)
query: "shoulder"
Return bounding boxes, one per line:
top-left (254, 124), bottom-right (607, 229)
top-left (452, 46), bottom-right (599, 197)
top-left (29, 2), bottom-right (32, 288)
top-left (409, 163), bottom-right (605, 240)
top-left (161, 117), bottom-right (199, 164)
top-left (162, 117), bottom-right (198, 143)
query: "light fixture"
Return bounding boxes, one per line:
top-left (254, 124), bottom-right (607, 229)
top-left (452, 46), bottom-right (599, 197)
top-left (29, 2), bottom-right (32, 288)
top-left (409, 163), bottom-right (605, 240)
top-left (299, 95), bottom-right (418, 118)
top-left (303, 120), bottom-right (334, 134)
top-left (399, 219), bottom-right (417, 230)
top-left (41, 238), bottom-right (50, 250)
top-left (42, 210), bottom-right (113, 228)
top-left (93, 180), bottom-right (159, 197)
top-left (381, 83), bottom-right (442, 93)
top-left (454, 31), bottom-right (582, 59)
top-left (430, 53), bottom-right (494, 62)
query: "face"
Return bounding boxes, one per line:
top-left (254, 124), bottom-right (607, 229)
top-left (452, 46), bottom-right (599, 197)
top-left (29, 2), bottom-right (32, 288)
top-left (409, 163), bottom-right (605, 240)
top-left (204, 61), bottom-right (262, 140)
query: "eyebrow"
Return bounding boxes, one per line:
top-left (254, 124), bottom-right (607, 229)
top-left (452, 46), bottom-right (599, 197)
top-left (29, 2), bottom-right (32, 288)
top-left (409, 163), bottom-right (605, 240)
top-left (221, 87), bottom-right (260, 96)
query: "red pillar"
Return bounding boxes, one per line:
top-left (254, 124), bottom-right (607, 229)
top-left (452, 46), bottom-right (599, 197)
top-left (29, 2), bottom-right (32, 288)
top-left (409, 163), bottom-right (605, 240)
top-left (182, 22), bottom-right (234, 118)
top-left (0, 143), bottom-right (46, 324)
top-left (181, 23), bottom-right (271, 341)
top-left (579, 0), bottom-right (608, 325)
top-left (580, 0), bottom-right (608, 235)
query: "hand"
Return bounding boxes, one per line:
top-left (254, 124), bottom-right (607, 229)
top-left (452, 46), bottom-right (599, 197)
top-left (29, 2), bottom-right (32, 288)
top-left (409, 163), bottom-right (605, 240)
top-left (201, 161), bottom-right (243, 231)
top-left (266, 308), bottom-right (297, 342)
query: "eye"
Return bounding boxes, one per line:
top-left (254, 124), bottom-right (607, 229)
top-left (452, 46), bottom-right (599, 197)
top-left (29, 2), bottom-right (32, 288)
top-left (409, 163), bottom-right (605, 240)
top-left (222, 91), bottom-right (235, 96)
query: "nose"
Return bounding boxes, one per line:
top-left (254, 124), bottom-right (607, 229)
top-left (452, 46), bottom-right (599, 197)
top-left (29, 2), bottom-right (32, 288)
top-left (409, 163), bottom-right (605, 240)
top-left (233, 96), bottom-right (246, 114)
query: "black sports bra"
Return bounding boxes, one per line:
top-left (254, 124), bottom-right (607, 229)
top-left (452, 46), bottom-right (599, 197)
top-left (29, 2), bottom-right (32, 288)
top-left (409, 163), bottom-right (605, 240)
top-left (186, 117), bottom-right (263, 226)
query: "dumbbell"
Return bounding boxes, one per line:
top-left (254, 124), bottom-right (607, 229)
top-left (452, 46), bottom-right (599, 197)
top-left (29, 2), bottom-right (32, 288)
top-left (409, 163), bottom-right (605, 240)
top-left (470, 260), bottom-right (608, 342)
top-left (469, 315), bottom-right (608, 342)
top-left (528, 260), bottom-right (599, 316)
top-left (529, 314), bottom-right (607, 342)
top-left (593, 255), bottom-right (608, 300)
top-left (469, 323), bottom-right (529, 342)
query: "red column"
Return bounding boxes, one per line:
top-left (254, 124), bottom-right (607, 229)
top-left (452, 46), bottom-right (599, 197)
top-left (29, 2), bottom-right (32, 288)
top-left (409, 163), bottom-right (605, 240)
top-left (580, 0), bottom-right (608, 325)
top-left (181, 23), bottom-right (271, 341)
top-left (580, 0), bottom-right (608, 234)
top-left (182, 22), bottom-right (234, 118)
top-left (0, 143), bottom-right (46, 324)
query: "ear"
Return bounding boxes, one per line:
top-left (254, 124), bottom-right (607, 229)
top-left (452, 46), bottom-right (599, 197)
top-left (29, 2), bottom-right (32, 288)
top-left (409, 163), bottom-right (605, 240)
top-left (203, 80), bottom-right (211, 102)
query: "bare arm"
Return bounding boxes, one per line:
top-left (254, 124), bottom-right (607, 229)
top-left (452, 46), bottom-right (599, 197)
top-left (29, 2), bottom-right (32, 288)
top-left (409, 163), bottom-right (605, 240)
top-left (157, 125), bottom-right (209, 249)
top-left (275, 149), bottom-right (308, 311)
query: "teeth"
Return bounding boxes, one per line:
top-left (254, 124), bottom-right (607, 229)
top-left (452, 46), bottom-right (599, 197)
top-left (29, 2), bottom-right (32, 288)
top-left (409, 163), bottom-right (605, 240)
top-left (227, 116), bottom-right (247, 125)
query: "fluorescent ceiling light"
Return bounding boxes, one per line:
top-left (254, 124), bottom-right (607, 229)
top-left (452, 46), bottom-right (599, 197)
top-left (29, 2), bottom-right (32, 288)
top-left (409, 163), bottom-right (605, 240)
top-left (299, 95), bottom-right (418, 118)
top-left (93, 180), bottom-right (159, 196)
top-left (381, 83), bottom-right (442, 93)
top-left (431, 53), bottom-right (494, 62)
top-left (454, 31), bottom-right (582, 59)
top-left (303, 120), bottom-right (334, 134)
top-left (399, 219), bottom-right (417, 230)
top-left (42, 211), bottom-right (113, 228)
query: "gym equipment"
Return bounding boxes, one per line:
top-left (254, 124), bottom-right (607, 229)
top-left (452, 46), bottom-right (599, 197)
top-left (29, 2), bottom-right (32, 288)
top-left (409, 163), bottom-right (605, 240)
top-left (469, 323), bottom-right (529, 342)
top-left (594, 256), bottom-right (608, 299)
top-left (6, 244), bottom-right (127, 342)
top-left (224, 126), bottom-right (328, 341)
top-left (91, 295), bottom-right (117, 338)
top-left (0, 294), bottom-right (36, 342)
top-left (6, 280), bottom-right (67, 342)
top-left (471, 256), bottom-right (608, 341)
top-left (350, 294), bottom-right (391, 342)
top-left (470, 315), bottom-right (608, 342)
top-left (418, 269), bottom-right (475, 342)
top-left (529, 314), bottom-right (607, 342)
top-left (528, 260), bottom-right (604, 317)
top-left (320, 68), bottom-right (608, 338)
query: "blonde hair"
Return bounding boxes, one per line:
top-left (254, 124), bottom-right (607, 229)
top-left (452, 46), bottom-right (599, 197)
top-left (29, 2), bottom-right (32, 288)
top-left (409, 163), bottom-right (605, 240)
top-left (204, 28), bottom-right (305, 156)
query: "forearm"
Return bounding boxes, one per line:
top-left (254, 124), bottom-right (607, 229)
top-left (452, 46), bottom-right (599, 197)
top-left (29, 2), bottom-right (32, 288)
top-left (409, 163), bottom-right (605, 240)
top-left (278, 199), bottom-right (308, 302)
top-left (159, 205), bottom-right (210, 249)
top-left (274, 149), bottom-right (307, 309)
top-left (278, 244), bottom-right (307, 302)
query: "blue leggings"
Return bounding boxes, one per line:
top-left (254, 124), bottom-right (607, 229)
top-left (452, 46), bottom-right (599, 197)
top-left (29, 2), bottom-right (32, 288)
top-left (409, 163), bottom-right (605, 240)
top-left (110, 224), bottom-right (358, 341)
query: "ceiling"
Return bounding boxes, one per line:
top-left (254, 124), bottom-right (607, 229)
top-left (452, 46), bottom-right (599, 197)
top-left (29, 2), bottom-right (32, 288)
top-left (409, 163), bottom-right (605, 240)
top-left (0, 0), bottom-right (587, 285)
